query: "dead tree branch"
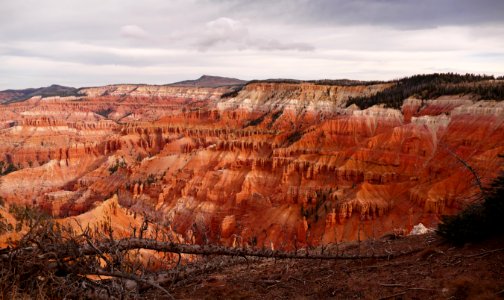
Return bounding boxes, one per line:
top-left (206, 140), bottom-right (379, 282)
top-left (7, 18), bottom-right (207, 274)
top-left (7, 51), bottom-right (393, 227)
top-left (78, 238), bottom-right (424, 260)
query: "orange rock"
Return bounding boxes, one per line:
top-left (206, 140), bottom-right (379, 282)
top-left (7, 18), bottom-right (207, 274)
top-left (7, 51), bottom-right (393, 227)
top-left (0, 83), bottom-right (502, 247)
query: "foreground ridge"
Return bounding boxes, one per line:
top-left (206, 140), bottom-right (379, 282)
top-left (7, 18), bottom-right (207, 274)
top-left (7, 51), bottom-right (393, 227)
top-left (2, 222), bottom-right (504, 299)
top-left (0, 217), bottom-right (426, 299)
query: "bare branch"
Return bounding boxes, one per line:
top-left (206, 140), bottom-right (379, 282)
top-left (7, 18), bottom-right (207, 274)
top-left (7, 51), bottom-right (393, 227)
top-left (440, 143), bottom-right (483, 192)
top-left (79, 238), bottom-right (424, 260)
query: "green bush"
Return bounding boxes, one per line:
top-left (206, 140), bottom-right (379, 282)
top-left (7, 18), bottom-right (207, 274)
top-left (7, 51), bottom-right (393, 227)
top-left (95, 108), bottom-right (113, 118)
top-left (437, 173), bottom-right (504, 245)
top-left (0, 161), bottom-right (18, 176)
top-left (146, 174), bottom-right (156, 185)
top-left (109, 159), bottom-right (127, 174)
top-left (244, 113), bottom-right (267, 128)
top-left (285, 131), bottom-right (303, 146)
top-left (8, 204), bottom-right (50, 228)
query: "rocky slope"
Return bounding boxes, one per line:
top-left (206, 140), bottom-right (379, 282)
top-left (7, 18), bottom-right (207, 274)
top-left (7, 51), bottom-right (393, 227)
top-left (0, 76), bottom-right (503, 249)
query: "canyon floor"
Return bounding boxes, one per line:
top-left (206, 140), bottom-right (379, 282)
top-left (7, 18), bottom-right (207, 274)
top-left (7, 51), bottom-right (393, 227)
top-left (166, 233), bottom-right (504, 300)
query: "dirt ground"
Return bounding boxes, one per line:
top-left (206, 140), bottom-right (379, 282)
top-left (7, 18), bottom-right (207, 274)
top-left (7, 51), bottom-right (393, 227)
top-left (167, 233), bottom-right (504, 299)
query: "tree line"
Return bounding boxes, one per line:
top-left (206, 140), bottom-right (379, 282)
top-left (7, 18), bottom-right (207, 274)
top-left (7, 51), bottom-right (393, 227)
top-left (347, 73), bottom-right (504, 109)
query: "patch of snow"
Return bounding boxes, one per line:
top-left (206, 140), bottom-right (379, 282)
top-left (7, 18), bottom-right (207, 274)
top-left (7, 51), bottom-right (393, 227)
top-left (409, 223), bottom-right (433, 235)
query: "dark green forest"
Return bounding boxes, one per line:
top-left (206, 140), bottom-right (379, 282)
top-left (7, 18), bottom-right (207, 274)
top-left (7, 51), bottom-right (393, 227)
top-left (222, 73), bottom-right (504, 105)
top-left (347, 73), bottom-right (504, 109)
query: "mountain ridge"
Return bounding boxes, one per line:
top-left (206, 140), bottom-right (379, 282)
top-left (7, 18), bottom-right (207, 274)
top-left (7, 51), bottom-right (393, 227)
top-left (168, 74), bottom-right (247, 87)
top-left (2, 73), bottom-right (502, 106)
top-left (0, 84), bottom-right (79, 104)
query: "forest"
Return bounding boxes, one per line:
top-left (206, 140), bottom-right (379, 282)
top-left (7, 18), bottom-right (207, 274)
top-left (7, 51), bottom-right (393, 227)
top-left (347, 73), bottom-right (504, 109)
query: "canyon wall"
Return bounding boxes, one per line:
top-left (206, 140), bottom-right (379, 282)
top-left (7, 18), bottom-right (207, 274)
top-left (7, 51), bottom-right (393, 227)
top-left (0, 82), bottom-right (503, 249)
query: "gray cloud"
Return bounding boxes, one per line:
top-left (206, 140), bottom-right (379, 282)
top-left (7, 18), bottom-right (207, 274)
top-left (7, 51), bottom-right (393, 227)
top-left (195, 17), bottom-right (314, 52)
top-left (0, 0), bottom-right (503, 89)
top-left (218, 0), bottom-right (504, 29)
top-left (197, 17), bottom-right (249, 50)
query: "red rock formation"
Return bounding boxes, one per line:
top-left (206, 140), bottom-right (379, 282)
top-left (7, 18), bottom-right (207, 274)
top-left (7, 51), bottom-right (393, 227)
top-left (0, 82), bottom-right (502, 249)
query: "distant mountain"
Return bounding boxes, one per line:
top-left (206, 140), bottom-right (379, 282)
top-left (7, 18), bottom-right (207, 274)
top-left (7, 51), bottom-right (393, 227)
top-left (169, 75), bottom-right (247, 88)
top-left (0, 84), bottom-right (79, 104)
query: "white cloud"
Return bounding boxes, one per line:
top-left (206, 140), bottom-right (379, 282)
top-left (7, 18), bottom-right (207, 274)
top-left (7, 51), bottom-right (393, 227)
top-left (120, 25), bottom-right (150, 40)
top-left (255, 39), bottom-right (314, 52)
top-left (198, 17), bottom-right (249, 50)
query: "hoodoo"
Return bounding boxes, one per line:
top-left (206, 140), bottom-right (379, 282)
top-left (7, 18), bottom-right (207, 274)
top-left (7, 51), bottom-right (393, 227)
top-left (0, 75), bottom-right (503, 249)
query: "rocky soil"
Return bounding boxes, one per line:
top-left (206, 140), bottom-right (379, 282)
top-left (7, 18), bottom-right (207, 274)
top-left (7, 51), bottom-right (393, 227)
top-left (169, 233), bottom-right (504, 299)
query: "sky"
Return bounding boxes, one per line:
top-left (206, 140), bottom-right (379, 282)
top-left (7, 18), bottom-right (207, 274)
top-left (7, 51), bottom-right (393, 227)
top-left (1, 0), bottom-right (504, 89)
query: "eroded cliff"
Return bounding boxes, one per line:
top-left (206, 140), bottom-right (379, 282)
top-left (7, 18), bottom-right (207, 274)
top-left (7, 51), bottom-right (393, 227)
top-left (0, 78), bottom-right (503, 249)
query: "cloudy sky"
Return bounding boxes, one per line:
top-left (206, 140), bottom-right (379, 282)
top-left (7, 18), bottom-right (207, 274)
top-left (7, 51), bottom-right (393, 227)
top-left (1, 0), bottom-right (503, 89)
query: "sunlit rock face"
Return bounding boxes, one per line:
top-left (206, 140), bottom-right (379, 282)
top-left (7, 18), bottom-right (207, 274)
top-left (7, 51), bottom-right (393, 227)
top-left (0, 81), bottom-right (503, 249)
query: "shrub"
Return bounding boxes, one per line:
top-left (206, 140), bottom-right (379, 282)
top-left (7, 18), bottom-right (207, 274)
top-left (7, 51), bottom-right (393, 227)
top-left (437, 173), bottom-right (504, 245)
top-left (271, 110), bottom-right (283, 122)
top-left (285, 131), bottom-right (303, 146)
top-left (146, 174), bottom-right (156, 185)
top-left (95, 107), bottom-right (113, 118)
top-left (0, 161), bottom-right (18, 176)
top-left (109, 159), bottom-right (127, 174)
top-left (8, 204), bottom-right (50, 227)
top-left (0, 213), bottom-right (9, 234)
top-left (220, 88), bottom-right (241, 99)
top-left (244, 113), bottom-right (267, 128)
